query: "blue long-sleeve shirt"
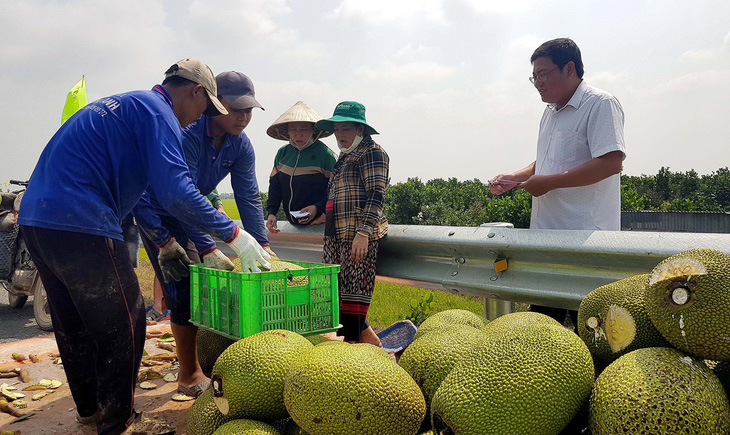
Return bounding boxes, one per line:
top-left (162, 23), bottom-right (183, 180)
top-left (134, 115), bottom-right (269, 254)
top-left (19, 86), bottom-right (238, 244)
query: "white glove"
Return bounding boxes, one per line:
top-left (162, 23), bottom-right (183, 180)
top-left (203, 249), bottom-right (235, 271)
top-left (227, 227), bottom-right (271, 272)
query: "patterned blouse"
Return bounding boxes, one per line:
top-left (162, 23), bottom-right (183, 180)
top-left (324, 137), bottom-right (389, 242)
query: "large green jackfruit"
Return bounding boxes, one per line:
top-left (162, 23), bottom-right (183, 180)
top-left (480, 311), bottom-right (560, 336)
top-left (589, 347), bottom-right (730, 434)
top-left (212, 329), bottom-right (313, 420)
top-left (284, 342), bottom-right (426, 435)
top-left (431, 322), bottom-right (594, 435)
top-left (398, 324), bottom-right (487, 407)
top-left (187, 389), bottom-right (233, 435)
top-left (414, 309), bottom-right (485, 340)
top-left (197, 328), bottom-right (236, 376)
top-left (644, 249), bottom-right (730, 360)
top-left (578, 274), bottom-right (670, 363)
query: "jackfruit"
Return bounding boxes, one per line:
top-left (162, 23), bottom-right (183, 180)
top-left (413, 309), bottom-right (485, 340)
top-left (707, 360), bottom-right (730, 399)
top-left (480, 311), bottom-right (560, 336)
top-left (212, 418), bottom-right (281, 434)
top-left (589, 347), bottom-right (730, 434)
top-left (399, 324), bottom-right (487, 407)
top-left (305, 334), bottom-right (331, 346)
top-left (644, 248), bottom-right (730, 360)
top-left (197, 328), bottom-right (236, 376)
top-left (284, 342), bottom-right (426, 435)
top-left (577, 274), bottom-right (670, 363)
top-left (431, 322), bottom-right (594, 435)
top-left (232, 258), bottom-right (309, 286)
top-left (212, 329), bottom-right (313, 420)
top-left (187, 390), bottom-right (233, 435)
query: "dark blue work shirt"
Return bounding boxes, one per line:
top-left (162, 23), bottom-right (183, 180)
top-left (134, 115), bottom-right (268, 253)
top-left (19, 86), bottom-right (237, 244)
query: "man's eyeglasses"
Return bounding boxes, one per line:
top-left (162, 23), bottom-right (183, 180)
top-left (529, 66), bottom-right (560, 84)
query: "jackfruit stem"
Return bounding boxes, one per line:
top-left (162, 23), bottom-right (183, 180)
top-left (586, 317), bottom-right (600, 330)
top-left (671, 287), bottom-right (690, 305)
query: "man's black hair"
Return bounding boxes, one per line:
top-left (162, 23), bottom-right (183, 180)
top-left (531, 38), bottom-right (584, 78)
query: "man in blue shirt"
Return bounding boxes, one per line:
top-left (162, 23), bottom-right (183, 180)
top-left (134, 71), bottom-right (273, 398)
top-left (19, 59), bottom-right (270, 435)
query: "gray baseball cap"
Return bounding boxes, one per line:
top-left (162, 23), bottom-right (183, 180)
top-left (216, 71), bottom-right (264, 110)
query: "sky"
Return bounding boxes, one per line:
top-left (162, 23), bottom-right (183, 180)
top-left (1, 0), bottom-right (729, 193)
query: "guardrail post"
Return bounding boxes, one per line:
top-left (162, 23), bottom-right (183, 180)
top-left (484, 298), bottom-right (515, 321)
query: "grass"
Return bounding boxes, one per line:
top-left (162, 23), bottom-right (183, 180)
top-left (220, 199), bottom-right (240, 220)
top-left (134, 248), bottom-right (487, 327)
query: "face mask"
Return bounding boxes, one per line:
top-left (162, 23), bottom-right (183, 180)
top-left (290, 137), bottom-right (314, 150)
top-left (338, 134), bottom-right (362, 154)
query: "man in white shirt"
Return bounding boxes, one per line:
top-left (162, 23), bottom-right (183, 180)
top-left (490, 38), bottom-right (626, 326)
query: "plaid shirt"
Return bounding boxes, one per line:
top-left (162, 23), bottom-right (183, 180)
top-left (325, 137), bottom-right (389, 242)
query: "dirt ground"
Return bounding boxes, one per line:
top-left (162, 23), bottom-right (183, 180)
top-left (0, 321), bottom-right (196, 434)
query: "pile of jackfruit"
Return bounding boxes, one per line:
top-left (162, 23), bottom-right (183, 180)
top-left (188, 248), bottom-right (730, 434)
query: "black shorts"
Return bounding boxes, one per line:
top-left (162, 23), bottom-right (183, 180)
top-left (139, 216), bottom-right (200, 326)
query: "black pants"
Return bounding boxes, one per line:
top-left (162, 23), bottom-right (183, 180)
top-left (22, 226), bottom-right (145, 435)
top-left (138, 215), bottom-right (200, 326)
top-left (531, 304), bottom-right (579, 330)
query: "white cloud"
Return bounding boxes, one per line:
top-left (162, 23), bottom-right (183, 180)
top-left (462, 0), bottom-right (536, 15)
top-left (188, 0), bottom-right (290, 36)
top-left (186, 0), bottom-right (325, 69)
top-left (331, 0), bottom-right (448, 25)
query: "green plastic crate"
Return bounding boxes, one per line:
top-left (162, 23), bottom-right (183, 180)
top-left (190, 260), bottom-right (340, 340)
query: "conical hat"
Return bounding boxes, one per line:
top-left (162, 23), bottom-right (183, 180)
top-left (266, 101), bottom-right (333, 140)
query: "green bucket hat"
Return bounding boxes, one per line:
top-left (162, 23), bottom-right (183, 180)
top-left (315, 101), bottom-right (379, 136)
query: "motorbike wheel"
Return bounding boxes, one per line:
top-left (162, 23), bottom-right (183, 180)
top-left (32, 277), bottom-right (53, 331)
top-left (2, 282), bottom-right (28, 308)
top-left (8, 292), bottom-right (28, 308)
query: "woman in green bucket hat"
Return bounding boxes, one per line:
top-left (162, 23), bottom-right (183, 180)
top-left (315, 101), bottom-right (389, 346)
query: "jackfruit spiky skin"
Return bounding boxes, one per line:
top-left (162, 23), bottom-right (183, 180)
top-left (197, 328), bottom-right (237, 376)
top-left (212, 418), bottom-right (281, 434)
top-left (480, 311), bottom-right (561, 335)
top-left (644, 249), bottom-right (730, 360)
top-left (577, 274), bottom-right (670, 363)
top-left (211, 329), bottom-right (313, 420)
top-left (399, 324), bottom-right (487, 407)
top-left (431, 322), bottom-right (594, 435)
top-left (284, 343), bottom-right (426, 435)
top-left (706, 360), bottom-right (730, 399)
top-left (305, 334), bottom-right (331, 346)
top-left (187, 390), bottom-right (233, 435)
top-left (414, 309), bottom-right (485, 340)
top-left (589, 347), bottom-right (730, 434)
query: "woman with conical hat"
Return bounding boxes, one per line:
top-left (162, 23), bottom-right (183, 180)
top-left (265, 101), bottom-right (336, 233)
top-left (315, 101), bottom-right (389, 346)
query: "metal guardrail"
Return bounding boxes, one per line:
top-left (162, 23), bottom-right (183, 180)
top-left (224, 221), bottom-right (730, 319)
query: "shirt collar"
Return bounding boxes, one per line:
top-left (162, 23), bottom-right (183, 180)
top-left (151, 85), bottom-right (173, 110)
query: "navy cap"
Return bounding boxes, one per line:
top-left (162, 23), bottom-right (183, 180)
top-left (216, 71), bottom-right (263, 111)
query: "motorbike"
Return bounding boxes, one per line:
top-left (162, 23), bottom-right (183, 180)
top-left (0, 179), bottom-right (52, 331)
